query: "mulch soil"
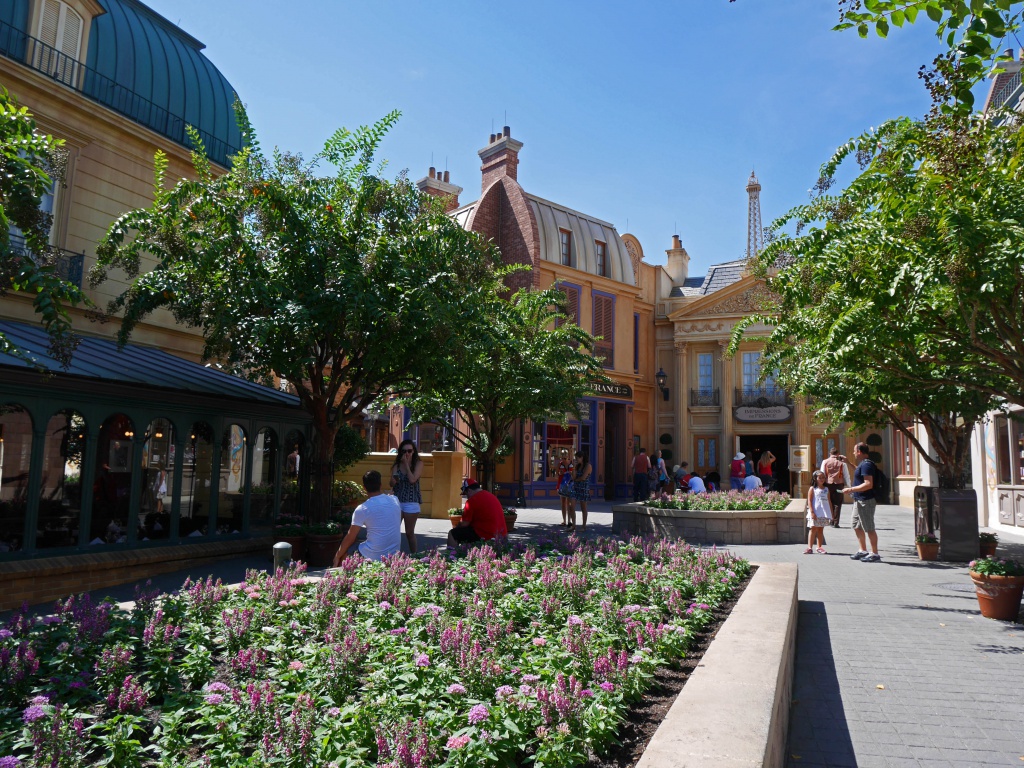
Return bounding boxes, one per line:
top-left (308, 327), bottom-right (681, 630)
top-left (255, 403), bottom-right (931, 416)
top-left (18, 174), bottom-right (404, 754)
top-left (585, 565), bottom-right (756, 768)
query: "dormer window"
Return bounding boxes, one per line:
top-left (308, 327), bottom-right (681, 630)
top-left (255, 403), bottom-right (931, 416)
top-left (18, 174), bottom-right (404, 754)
top-left (559, 229), bottom-right (572, 267)
top-left (34, 0), bottom-right (84, 85)
top-left (595, 240), bottom-right (607, 277)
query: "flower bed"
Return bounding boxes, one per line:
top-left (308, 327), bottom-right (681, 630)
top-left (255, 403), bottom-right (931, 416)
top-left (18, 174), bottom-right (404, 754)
top-left (647, 490), bottom-right (792, 511)
top-left (0, 536), bottom-right (748, 767)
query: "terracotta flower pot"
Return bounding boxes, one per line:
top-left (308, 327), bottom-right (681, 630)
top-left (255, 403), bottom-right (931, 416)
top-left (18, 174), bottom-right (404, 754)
top-left (916, 542), bottom-right (939, 561)
top-left (449, 515), bottom-right (462, 528)
top-left (504, 514), bottom-right (517, 532)
top-left (306, 533), bottom-right (346, 568)
top-left (979, 542), bottom-right (998, 558)
top-left (969, 572), bottom-right (1024, 621)
top-left (276, 535), bottom-right (306, 563)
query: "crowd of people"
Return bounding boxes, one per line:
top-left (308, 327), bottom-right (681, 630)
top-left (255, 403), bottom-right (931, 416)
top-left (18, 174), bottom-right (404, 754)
top-left (630, 447), bottom-right (776, 502)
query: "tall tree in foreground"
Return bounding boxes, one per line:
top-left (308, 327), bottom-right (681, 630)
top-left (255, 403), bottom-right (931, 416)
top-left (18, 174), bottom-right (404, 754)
top-left (400, 285), bottom-right (608, 490)
top-left (0, 87), bottom-right (84, 365)
top-left (93, 110), bottom-right (499, 522)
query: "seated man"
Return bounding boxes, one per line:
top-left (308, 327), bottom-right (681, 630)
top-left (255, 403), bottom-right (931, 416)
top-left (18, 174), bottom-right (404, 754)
top-left (742, 473), bottom-right (764, 491)
top-left (332, 470), bottom-right (401, 565)
top-left (687, 473), bottom-right (707, 494)
top-left (448, 481), bottom-right (507, 547)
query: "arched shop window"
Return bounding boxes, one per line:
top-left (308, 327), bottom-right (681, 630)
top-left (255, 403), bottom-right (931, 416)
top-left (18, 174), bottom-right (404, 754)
top-left (0, 404), bottom-right (33, 553)
top-left (251, 427), bottom-right (278, 530)
top-left (219, 424), bottom-right (248, 534)
top-left (38, 409), bottom-right (86, 549)
top-left (90, 413), bottom-right (135, 545)
top-left (140, 418), bottom-right (174, 541)
top-left (182, 422), bottom-right (215, 537)
top-left (281, 430), bottom-right (304, 518)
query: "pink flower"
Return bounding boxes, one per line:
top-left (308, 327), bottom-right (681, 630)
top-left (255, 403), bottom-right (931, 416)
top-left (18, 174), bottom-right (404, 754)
top-left (415, 653), bottom-right (430, 668)
top-left (288, 660), bottom-right (304, 671)
top-left (447, 684), bottom-right (467, 695)
top-left (446, 734), bottom-right (470, 749)
top-left (467, 704), bottom-right (489, 724)
top-left (532, 638), bottom-right (547, 647)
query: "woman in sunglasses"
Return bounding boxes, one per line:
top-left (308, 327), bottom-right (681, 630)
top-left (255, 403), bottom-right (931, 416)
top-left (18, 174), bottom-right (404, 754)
top-left (391, 439), bottom-right (423, 553)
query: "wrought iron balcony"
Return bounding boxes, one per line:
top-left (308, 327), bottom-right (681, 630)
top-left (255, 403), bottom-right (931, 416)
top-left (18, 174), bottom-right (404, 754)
top-left (0, 19), bottom-right (240, 167)
top-left (991, 68), bottom-right (1023, 112)
top-left (734, 387), bottom-right (791, 407)
top-left (689, 388), bottom-right (720, 407)
top-left (6, 233), bottom-right (84, 289)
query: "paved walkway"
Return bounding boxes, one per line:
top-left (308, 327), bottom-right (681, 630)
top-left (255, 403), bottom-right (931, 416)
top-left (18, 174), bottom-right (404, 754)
top-left (16, 499), bottom-right (1024, 766)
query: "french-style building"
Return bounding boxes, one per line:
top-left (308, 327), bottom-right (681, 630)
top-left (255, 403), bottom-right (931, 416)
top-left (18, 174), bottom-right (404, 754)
top-left (0, 0), bottom-right (309, 600)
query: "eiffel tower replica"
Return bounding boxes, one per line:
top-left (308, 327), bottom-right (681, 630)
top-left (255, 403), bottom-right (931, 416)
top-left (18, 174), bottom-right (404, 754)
top-left (745, 171), bottom-right (763, 261)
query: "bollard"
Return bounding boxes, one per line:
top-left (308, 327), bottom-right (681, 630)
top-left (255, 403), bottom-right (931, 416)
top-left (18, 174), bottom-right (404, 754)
top-left (273, 541), bottom-right (293, 573)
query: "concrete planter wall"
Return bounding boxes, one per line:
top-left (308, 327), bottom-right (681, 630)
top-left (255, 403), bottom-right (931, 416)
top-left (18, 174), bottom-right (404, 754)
top-left (612, 500), bottom-right (807, 545)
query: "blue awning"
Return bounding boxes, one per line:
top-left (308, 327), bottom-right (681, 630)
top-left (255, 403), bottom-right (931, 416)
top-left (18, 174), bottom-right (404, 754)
top-left (0, 320), bottom-right (299, 407)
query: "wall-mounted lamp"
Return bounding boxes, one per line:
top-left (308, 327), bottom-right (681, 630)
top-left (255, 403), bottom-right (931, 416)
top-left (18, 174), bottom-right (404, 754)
top-left (655, 368), bottom-right (669, 401)
top-left (154, 431), bottom-right (164, 439)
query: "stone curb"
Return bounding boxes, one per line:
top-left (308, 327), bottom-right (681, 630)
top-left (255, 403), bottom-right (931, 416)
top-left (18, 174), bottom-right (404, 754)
top-left (636, 562), bottom-right (799, 768)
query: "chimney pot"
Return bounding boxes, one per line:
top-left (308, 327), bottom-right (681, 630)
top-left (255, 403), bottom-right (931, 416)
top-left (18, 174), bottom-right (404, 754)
top-left (672, 234), bottom-right (682, 249)
top-left (489, 133), bottom-right (496, 143)
top-left (443, 170), bottom-right (450, 183)
top-left (503, 125), bottom-right (510, 137)
top-left (429, 167), bottom-right (436, 179)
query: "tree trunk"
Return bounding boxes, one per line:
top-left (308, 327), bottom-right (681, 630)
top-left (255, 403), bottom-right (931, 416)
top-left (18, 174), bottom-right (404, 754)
top-left (309, 415), bottom-right (338, 524)
top-left (919, 413), bottom-right (975, 491)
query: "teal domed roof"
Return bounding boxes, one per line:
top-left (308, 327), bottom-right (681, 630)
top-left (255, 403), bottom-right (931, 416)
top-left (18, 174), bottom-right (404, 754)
top-left (84, 0), bottom-right (243, 166)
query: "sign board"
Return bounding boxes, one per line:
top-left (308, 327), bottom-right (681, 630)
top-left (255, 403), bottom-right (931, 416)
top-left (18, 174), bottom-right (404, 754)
top-left (789, 445), bottom-right (810, 473)
top-left (592, 382), bottom-right (633, 399)
top-left (575, 401), bottom-right (592, 422)
top-left (734, 405), bottom-right (792, 423)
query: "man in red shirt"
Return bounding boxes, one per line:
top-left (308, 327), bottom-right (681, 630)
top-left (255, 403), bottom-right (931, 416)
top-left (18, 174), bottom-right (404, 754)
top-left (448, 481), bottom-right (507, 547)
top-left (632, 448), bottom-right (652, 502)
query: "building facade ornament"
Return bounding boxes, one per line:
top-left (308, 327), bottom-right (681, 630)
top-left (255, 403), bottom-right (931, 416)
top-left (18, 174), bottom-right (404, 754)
top-left (694, 284), bottom-right (777, 317)
top-left (624, 238), bottom-right (642, 285)
top-left (675, 320), bottom-right (727, 334)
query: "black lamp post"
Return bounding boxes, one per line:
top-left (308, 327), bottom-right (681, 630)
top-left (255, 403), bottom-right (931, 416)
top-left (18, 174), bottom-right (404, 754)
top-left (655, 367), bottom-right (669, 401)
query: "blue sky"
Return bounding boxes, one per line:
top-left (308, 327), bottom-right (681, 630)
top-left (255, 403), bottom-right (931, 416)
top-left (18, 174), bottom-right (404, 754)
top-left (146, 0), bottom-right (943, 277)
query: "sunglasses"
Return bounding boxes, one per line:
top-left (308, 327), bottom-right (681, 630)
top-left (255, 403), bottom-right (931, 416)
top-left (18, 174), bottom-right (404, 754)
top-left (402, 448), bottom-right (414, 454)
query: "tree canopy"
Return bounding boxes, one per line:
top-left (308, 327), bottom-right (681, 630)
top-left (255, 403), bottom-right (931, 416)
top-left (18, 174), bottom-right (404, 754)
top-left (400, 284), bottom-right (609, 490)
top-left (0, 87), bottom-right (84, 365)
top-left (93, 109), bottom-right (500, 520)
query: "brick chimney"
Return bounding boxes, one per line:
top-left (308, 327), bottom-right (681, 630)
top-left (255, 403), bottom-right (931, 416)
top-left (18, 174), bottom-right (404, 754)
top-left (478, 125), bottom-right (523, 191)
top-left (415, 166), bottom-right (462, 212)
top-left (665, 234), bottom-right (690, 286)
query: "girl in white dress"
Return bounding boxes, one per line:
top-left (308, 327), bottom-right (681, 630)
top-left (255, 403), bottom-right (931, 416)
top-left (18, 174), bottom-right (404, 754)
top-left (805, 470), bottom-right (833, 554)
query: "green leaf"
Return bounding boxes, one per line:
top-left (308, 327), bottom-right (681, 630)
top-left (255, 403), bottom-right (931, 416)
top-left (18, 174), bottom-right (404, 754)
top-left (876, 18), bottom-right (890, 36)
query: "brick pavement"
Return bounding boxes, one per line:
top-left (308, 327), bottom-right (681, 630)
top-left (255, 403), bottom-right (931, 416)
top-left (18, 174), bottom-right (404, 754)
top-left (722, 505), bottom-right (1024, 768)
top-left (11, 499), bottom-right (1024, 768)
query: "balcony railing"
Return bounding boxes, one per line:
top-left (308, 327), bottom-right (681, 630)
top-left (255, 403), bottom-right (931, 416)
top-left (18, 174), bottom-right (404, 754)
top-left (0, 19), bottom-right (241, 168)
top-left (689, 388), bottom-right (720, 407)
top-left (6, 233), bottom-right (84, 288)
top-left (734, 387), bottom-right (790, 407)
top-left (991, 69), bottom-right (1023, 112)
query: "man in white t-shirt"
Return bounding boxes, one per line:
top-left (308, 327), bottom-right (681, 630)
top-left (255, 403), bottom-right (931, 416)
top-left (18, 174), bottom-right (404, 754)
top-left (742, 474), bottom-right (763, 491)
top-left (332, 470), bottom-right (401, 565)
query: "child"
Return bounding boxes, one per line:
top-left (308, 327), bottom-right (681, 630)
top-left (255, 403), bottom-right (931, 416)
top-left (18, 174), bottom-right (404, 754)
top-left (805, 470), bottom-right (833, 554)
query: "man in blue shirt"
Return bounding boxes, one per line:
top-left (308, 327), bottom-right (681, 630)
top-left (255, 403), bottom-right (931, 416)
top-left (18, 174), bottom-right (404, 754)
top-left (844, 442), bottom-right (881, 562)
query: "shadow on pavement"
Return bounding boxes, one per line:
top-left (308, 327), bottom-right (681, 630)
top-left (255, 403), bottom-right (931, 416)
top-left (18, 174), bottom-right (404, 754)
top-left (786, 601), bottom-right (857, 768)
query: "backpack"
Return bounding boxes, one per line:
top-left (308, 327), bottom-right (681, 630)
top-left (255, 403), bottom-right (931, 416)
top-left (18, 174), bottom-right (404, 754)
top-left (871, 462), bottom-right (889, 502)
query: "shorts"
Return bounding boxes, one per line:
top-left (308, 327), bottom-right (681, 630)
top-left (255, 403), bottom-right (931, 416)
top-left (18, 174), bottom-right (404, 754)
top-left (400, 502), bottom-right (420, 515)
top-left (450, 526), bottom-right (482, 544)
top-left (851, 498), bottom-right (877, 532)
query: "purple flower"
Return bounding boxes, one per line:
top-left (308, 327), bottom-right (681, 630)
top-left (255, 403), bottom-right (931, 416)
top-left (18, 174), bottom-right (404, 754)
top-left (447, 684), bottom-right (467, 695)
top-left (522, 674), bottom-right (541, 683)
top-left (30, 695), bottom-right (49, 705)
top-left (0, 630), bottom-right (12, 640)
top-left (495, 685), bottom-right (515, 699)
top-left (467, 704), bottom-right (489, 724)
top-left (328, 707), bottom-right (341, 717)
top-left (205, 693), bottom-right (224, 705)
top-left (379, 601), bottom-right (393, 610)
top-left (599, 682), bottom-right (615, 692)
top-left (415, 653), bottom-right (430, 668)
top-left (22, 705), bottom-right (46, 723)
top-left (390, 627), bottom-right (408, 636)
top-left (0, 757), bottom-right (23, 768)
top-left (205, 682), bottom-right (231, 694)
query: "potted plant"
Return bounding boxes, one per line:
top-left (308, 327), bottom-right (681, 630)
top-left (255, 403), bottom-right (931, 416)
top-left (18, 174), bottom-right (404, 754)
top-left (915, 533), bottom-right (939, 561)
top-left (332, 479), bottom-right (365, 516)
top-left (968, 556), bottom-right (1024, 621)
top-left (503, 507), bottom-right (518, 532)
top-left (979, 531), bottom-right (999, 558)
top-left (273, 514), bottom-right (306, 562)
top-left (447, 507), bottom-right (463, 528)
top-left (304, 520), bottom-right (345, 568)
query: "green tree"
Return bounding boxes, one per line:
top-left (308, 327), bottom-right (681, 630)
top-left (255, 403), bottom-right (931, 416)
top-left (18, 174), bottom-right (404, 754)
top-left (400, 285), bottom-right (608, 490)
top-left (92, 109), bottom-right (499, 522)
top-left (0, 87), bottom-right (84, 365)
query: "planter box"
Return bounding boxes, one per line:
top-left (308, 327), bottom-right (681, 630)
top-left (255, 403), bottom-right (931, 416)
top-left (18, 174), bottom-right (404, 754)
top-left (611, 501), bottom-right (806, 545)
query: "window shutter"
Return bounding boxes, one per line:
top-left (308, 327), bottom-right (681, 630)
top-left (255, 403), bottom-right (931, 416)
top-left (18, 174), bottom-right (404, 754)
top-left (61, 6), bottom-right (83, 59)
top-left (39, 0), bottom-right (60, 47)
top-left (557, 286), bottom-right (579, 327)
top-left (594, 294), bottom-right (614, 368)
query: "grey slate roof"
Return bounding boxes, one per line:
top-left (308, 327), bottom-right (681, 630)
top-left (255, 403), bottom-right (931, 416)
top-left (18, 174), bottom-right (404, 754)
top-left (0, 321), bottom-right (299, 407)
top-left (670, 259), bottom-right (748, 299)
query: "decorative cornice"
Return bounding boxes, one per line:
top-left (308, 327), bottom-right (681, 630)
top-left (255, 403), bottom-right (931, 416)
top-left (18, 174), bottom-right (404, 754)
top-left (675, 320), bottom-right (726, 334)
top-left (694, 284), bottom-right (777, 317)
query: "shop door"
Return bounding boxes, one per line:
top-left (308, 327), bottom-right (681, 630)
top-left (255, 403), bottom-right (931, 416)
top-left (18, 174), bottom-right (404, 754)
top-left (692, 435), bottom-right (719, 478)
